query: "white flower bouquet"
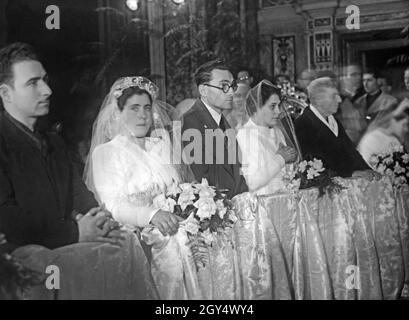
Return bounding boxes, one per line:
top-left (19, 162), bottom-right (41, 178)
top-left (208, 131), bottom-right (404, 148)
top-left (370, 146), bottom-right (409, 189)
top-left (285, 158), bottom-right (345, 198)
top-left (152, 178), bottom-right (237, 269)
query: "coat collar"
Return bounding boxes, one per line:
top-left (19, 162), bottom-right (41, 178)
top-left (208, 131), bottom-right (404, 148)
top-left (191, 99), bottom-right (222, 130)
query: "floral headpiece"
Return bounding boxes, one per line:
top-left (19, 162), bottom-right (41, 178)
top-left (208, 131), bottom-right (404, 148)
top-left (112, 76), bottom-right (159, 100)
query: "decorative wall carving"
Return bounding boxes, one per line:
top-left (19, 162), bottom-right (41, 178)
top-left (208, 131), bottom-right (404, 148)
top-left (272, 36), bottom-right (295, 82)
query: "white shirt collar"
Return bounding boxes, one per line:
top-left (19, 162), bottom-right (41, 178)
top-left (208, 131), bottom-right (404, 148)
top-left (201, 99), bottom-right (222, 125)
top-left (309, 105), bottom-right (339, 137)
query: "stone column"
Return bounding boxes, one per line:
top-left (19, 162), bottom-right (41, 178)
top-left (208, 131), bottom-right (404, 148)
top-left (147, 0), bottom-right (166, 101)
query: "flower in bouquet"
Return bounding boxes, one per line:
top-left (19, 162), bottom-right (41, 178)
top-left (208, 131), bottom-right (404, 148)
top-left (286, 157), bottom-right (345, 198)
top-left (216, 199), bottom-right (227, 219)
top-left (157, 178), bottom-right (236, 270)
top-left (178, 187), bottom-right (196, 211)
top-left (372, 148), bottom-right (409, 189)
top-left (153, 193), bottom-right (176, 212)
top-left (194, 197), bottom-right (217, 221)
top-left (195, 178), bottom-right (216, 199)
top-left (183, 213), bottom-right (200, 236)
top-left (166, 181), bottom-right (182, 198)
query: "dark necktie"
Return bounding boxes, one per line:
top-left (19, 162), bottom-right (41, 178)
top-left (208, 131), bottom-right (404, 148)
top-left (219, 115), bottom-right (228, 131)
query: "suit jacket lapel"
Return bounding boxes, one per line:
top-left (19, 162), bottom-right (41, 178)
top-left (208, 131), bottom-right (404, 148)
top-left (305, 107), bottom-right (338, 141)
top-left (192, 99), bottom-right (220, 131)
top-left (192, 100), bottom-right (236, 180)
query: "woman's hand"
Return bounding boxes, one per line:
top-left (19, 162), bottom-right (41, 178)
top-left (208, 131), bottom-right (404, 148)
top-left (151, 210), bottom-right (183, 236)
top-left (277, 143), bottom-right (298, 164)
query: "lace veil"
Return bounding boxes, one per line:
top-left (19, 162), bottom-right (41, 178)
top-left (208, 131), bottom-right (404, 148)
top-left (245, 79), bottom-right (303, 162)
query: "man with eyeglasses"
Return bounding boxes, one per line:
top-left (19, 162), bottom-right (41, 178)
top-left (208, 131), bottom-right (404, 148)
top-left (181, 60), bottom-right (248, 199)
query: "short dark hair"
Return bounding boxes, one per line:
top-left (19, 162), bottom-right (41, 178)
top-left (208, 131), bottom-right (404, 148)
top-left (117, 86), bottom-right (153, 111)
top-left (363, 68), bottom-right (380, 79)
top-left (0, 42), bottom-right (39, 86)
top-left (194, 59), bottom-right (230, 86)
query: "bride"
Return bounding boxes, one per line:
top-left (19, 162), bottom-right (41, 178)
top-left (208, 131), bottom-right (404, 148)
top-left (84, 77), bottom-right (185, 236)
top-left (237, 80), bottom-right (300, 195)
top-left (84, 76), bottom-right (204, 300)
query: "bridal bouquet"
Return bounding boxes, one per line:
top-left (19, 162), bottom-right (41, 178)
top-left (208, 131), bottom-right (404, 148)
top-left (370, 146), bottom-right (409, 189)
top-left (285, 158), bottom-right (345, 198)
top-left (153, 178), bottom-right (236, 269)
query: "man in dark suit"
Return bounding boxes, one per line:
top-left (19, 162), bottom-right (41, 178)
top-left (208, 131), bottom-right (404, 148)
top-left (0, 43), bottom-right (122, 254)
top-left (182, 60), bottom-right (248, 198)
top-left (295, 77), bottom-right (376, 178)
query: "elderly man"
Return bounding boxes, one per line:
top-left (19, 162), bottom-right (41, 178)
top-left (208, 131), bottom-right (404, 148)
top-left (0, 42), bottom-right (155, 299)
top-left (356, 69), bottom-right (398, 123)
top-left (295, 77), bottom-right (372, 178)
top-left (182, 60), bottom-right (248, 198)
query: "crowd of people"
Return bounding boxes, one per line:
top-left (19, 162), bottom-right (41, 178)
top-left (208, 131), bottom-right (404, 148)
top-left (0, 41), bottom-right (408, 299)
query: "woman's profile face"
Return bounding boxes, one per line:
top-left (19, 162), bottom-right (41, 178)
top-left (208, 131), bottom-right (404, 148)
top-left (257, 94), bottom-right (281, 127)
top-left (120, 93), bottom-right (153, 138)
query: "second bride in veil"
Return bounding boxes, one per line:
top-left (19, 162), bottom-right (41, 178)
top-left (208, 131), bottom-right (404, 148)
top-left (237, 80), bottom-right (301, 195)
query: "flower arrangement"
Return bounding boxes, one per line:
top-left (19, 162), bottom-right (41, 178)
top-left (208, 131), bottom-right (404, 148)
top-left (285, 158), bottom-right (345, 198)
top-left (153, 178), bottom-right (236, 269)
top-left (370, 146), bottom-right (409, 189)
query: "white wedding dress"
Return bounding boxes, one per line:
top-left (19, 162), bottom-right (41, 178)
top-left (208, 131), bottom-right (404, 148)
top-left (92, 134), bottom-right (181, 228)
top-left (92, 134), bottom-right (226, 300)
top-left (237, 119), bottom-right (288, 195)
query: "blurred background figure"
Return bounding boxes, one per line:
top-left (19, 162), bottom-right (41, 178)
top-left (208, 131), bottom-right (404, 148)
top-left (335, 65), bottom-right (368, 145)
top-left (377, 76), bottom-right (392, 94)
top-left (339, 64), bottom-right (365, 103)
top-left (237, 69), bottom-right (254, 89)
top-left (225, 69), bottom-right (253, 130)
top-left (395, 66), bottom-right (409, 101)
top-left (356, 68), bottom-right (398, 123)
top-left (273, 74), bottom-right (291, 87)
top-left (296, 69), bottom-right (317, 94)
top-left (358, 104), bottom-right (409, 168)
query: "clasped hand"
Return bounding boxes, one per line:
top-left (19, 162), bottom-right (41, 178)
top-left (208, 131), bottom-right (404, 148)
top-left (277, 143), bottom-right (298, 164)
top-left (150, 210), bottom-right (183, 236)
top-left (76, 206), bottom-right (125, 246)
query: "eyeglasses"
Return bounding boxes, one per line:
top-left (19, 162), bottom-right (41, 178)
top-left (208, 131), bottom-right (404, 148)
top-left (203, 81), bottom-right (238, 93)
top-left (238, 76), bottom-right (250, 81)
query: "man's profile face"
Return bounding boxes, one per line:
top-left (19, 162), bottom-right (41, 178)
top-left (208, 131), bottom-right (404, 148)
top-left (6, 60), bottom-right (52, 120)
top-left (202, 69), bottom-right (234, 112)
top-left (362, 73), bottom-right (379, 94)
top-left (404, 70), bottom-right (409, 90)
